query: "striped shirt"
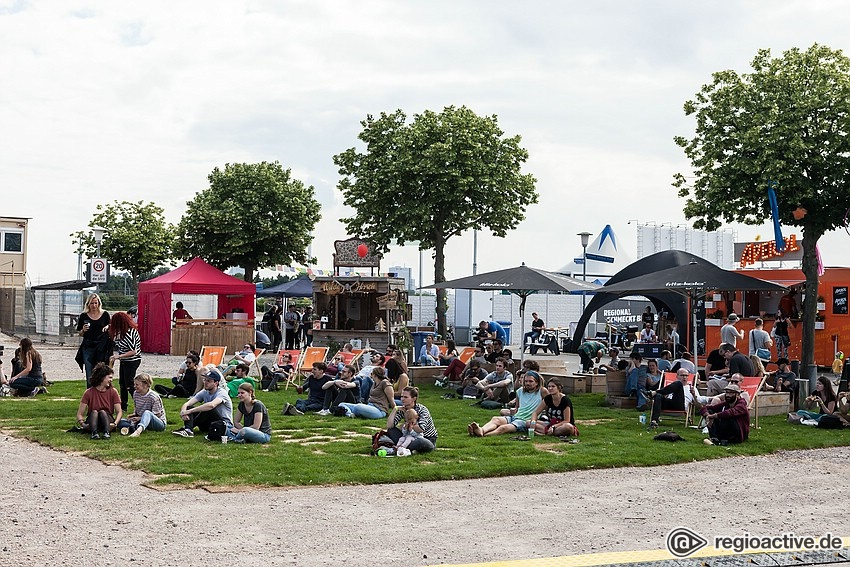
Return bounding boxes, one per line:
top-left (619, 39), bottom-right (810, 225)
top-left (392, 403), bottom-right (438, 441)
top-left (115, 328), bottom-right (142, 362)
top-left (132, 389), bottom-right (166, 423)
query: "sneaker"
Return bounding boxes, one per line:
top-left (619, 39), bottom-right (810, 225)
top-left (91, 432), bottom-right (100, 440)
top-left (103, 431), bottom-right (111, 439)
top-left (172, 428), bottom-right (194, 438)
top-left (129, 426), bottom-right (143, 437)
top-left (281, 402), bottom-right (292, 415)
top-left (167, 394), bottom-right (177, 399)
top-left (649, 420), bottom-right (659, 428)
top-left (286, 404), bottom-right (304, 416)
top-left (317, 409), bottom-right (331, 416)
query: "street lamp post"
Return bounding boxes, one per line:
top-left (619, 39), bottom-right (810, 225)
top-left (577, 232), bottom-right (592, 338)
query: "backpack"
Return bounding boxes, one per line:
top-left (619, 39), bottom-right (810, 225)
top-left (371, 429), bottom-right (394, 454)
top-left (817, 414), bottom-right (844, 429)
top-left (207, 420), bottom-right (227, 441)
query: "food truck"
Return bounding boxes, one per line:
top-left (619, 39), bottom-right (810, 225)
top-left (703, 235), bottom-right (849, 366)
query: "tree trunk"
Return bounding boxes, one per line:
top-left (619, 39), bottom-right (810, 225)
top-left (433, 238), bottom-right (448, 338)
top-left (800, 231), bottom-right (820, 385)
top-left (244, 265), bottom-right (255, 283)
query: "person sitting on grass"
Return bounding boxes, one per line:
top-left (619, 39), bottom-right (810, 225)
top-left (155, 354), bottom-right (200, 398)
top-left (531, 378), bottom-right (577, 437)
top-left (318, 364), bottom-right (359, 416)
top-left (794, 376), bottom-right (838, 424)
top-left (385, 386), bottom-right (437, 453)
top-left (458, 360), bottom-right (488, 398)
top-left (394, 408), bottom-right (423, 454)
top-left (4, 338), bottom-right (44, 397)
top-left (513, 358), bottom-right (541, 391)
top-left (384, 350), bottom-right (409, 401)
top-left (339, 366), bottom-right (395, 419)
top-left (294, 362), bottom-right (331, 414)
top-left (475, 358), bottom-right (513, 404)
top-left (123, 373), bottom-right (167, 437)
top-left (75, 363), bottom-right (122, 440)
top-left (702, 383), bottom-right (750, 445)
top-left (227, 382), bottom-right (272, 444)
top-left (172, 366), bottom-right (232, 438)
top-left (468, 371), bottom-right (545, 437)
top-left (225, 363), bottom-right (256, 397)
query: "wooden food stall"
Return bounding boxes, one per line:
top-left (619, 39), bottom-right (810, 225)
top-left (308, 238), bottom-right (410, 353)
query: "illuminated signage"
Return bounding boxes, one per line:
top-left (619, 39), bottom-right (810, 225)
top-left (739, 234), bottom-right (801, 268)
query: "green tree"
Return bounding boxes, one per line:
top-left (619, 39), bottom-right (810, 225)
top-left (674, 44), bottom-right (850, 377)
top-left (175, 161), bottom-right (321, 282)
top-left (334, 106), bottom-right (538, 335)
top-left (72, 201), bottom-right (174, 285)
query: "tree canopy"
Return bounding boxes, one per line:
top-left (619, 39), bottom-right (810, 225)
top-left (175, 161), bottom-right (321, 283)
top-left (72, 200), bottom-right (174, 284)
top-left (674, 43), bottom-right (850, 373)
top-left (334, 105), bottom-right (538, 335)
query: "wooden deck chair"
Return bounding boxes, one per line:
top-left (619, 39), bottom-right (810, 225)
top-left (200, 346), bottom-right (227, 368)
top-left (653, 371), bottom-right (695, 426)
top-left (458, 347), bottom-right (477, 365)
top-left (249, 348), bottom-right (265, 377)
top-left (274, 349), bottom-right (302, 390)
top-left (299, 346), bottom-right (329, 376)
top-left (336, 349), bottom-right (365, 368)
top-left (740, 375), bottom-right (768, 429)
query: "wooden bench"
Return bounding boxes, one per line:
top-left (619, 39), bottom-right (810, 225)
top-left (409, 366), bottom-right (448, 386)
top-left (604, 370), bottom-right (635, 408)
top-left (540, 372), bottom-right (585, 394)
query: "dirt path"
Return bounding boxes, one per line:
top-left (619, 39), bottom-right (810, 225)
top-left (2, 431), bottom-right (848, 566)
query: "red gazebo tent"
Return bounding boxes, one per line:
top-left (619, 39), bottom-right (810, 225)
top-left (138, 258), bottom-right (256, 354)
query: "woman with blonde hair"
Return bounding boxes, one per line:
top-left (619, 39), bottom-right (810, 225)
top-left (109, 311), bottom-right (142, 411)
top-left (749, 355), bottom-right (767, 389)
top-left (4, 338), bottom-right (44, 396)
top-left (228, 382), bottom-right (271, 443)
top-left (124, 373), bottom-right (166, 437)
top-left (76, 293), bottom-right (111, 386)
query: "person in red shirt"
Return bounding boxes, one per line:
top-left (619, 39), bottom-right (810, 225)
top-left (172, 301), bottom-right (193, 325)
top-left (702, 384), bottom-right (750, 446)
top-left (75, 363), bottom-right (122, 440)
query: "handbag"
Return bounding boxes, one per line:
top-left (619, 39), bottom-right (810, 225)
top-left (756, 347), bottom-right (771, 361)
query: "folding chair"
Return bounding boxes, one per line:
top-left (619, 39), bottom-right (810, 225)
top-left (299, 346), bottom-right (329, 376)
top-left (653, 371), bottom-right (695, 426)
top-left (740, 375), bottom-right (768, 428)
top-left (249, 348), bottom-right (266, 378)
top-left (274, 349), bottom-right (302, 390)
top-left (200, 346), bottom-right (227, 368)
top-left (458, 347), bottom-right (477, 365)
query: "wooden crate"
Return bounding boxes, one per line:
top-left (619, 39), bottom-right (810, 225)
top-left (585, 374), bottom-right (607, 394)
top-left (562, 376), bottom-right (586, 394)
top-left (605, 370), bottom-right (628, 405)
top-left (752, 391), bottom-right (791, 417)
top-left (408, 366), bottom-right (448, 386)
top-left (609, 396), bottom-right (638, 409)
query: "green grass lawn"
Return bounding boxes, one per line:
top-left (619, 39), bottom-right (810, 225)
top-left (2, 380), bottom-right (849, 490)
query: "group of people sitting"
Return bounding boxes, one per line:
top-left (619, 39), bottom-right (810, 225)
top-left (0, 337), bottom-right (47, 397)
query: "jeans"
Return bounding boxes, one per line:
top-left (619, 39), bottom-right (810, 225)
top-left (323, 387), bottom-right (356, 410)
top-left (624, 368), bottom-right (647, 408)
top-left (338, 402), bottom-right (386, 419)
top-left (229, 427), bottom-right (271, 443)
top-left (81, 347), bottom-right (98, 387)
top-left (419, 354), bottom-right (438, 366)
top-left (8, 374), bottom-right (42, 395)
top-left (138, 410), bottom-right (166, 432)
top-left (295, 399), bottom-right (323, 413)
top-left (523, 330), bottom-right (541, 350)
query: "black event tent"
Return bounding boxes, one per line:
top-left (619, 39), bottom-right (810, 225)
top-left (564, 250), bottom-right (702, 353)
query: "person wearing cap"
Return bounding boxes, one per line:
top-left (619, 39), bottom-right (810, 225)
top-left (706, 343), bottom-right (754, 396)
top-left (720, 313), bottom-right (744, 348)
top-left (701, 383), bottom-right (750, 445)
top-left (646, 368), bottom-right (695, 427)
top-left (692, 373), bottom-right (751, 408)
top-left (577, 340), bottom-right (606, 372)
top-left (172, 365), bottom-right (233, 438)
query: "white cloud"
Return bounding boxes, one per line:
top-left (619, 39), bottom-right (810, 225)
top-left (2, 0), bottom-right (849, 285)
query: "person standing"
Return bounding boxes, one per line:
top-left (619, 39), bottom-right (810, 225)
top-left (720, 313), bottom-right (744, 348)
top-left (748, 318), bottom-right (773, 361)
top-left (772, 308), bottom-right (791, 359)
top-left (76, 293), bottom-right (111, 387)
top-left (301, 305), bottom-right (315, 347)
top-left (109, 311), bottom-right (142, 412)
top-left (172, 301), bottom-right (193, 325)
top-left (577, 340), bottom-right (606, 372)
top-left (284, 304), bottom-right (299, 350)
top-left (269, 305), bottom-right (282, 353)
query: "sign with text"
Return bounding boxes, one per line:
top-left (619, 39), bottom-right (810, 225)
top-left (834, 286), bottom-right (848, 315)
top-left (88, 258), bottom-right (109, 284)
top-left (735, 235), bottom-right (803, 267)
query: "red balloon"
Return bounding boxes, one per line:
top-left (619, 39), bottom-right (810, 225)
top-left (357, 244), bottom-right (368, 258)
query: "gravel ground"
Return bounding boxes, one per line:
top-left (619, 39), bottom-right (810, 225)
top-left (2, 332), bottom-right (849, 566)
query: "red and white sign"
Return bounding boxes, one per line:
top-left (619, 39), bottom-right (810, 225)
top-left (90, 258), bottom-right (108, 283)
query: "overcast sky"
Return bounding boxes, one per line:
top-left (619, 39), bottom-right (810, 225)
top-left (3, 0), bottom-right (849, 286)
